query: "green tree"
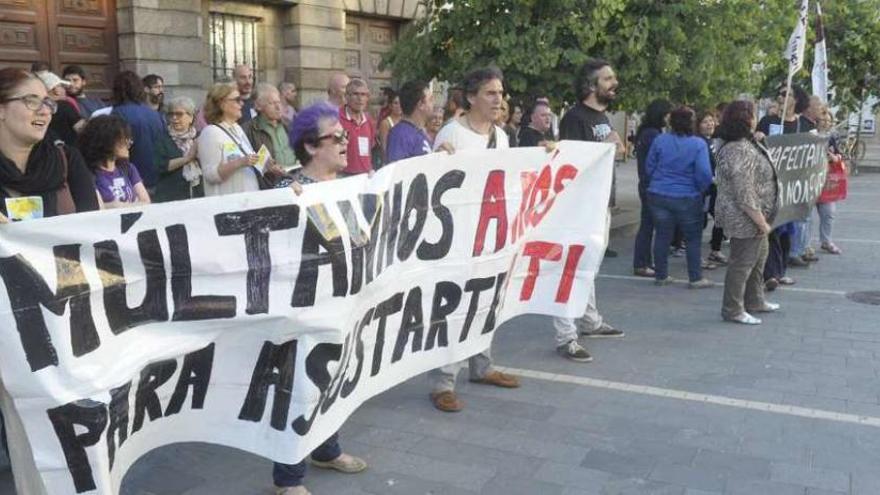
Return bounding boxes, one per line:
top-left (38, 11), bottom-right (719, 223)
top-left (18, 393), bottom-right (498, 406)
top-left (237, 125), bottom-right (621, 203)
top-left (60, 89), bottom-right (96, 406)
top-left (384, 0), bottom-right (792, 111)
top-left (819, 0), bottom-right (880, 114)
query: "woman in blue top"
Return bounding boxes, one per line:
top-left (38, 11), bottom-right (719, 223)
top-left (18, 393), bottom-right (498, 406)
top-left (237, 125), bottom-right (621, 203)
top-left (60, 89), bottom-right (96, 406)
top-left (645, 106), bottom-right (714, 288)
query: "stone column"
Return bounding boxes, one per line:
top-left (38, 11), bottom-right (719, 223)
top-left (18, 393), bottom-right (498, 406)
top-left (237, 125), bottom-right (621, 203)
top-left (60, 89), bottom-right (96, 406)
top-left (280, 0), bottom-right (347, 105)
top-left (116, 0), bottom-right (211, 105)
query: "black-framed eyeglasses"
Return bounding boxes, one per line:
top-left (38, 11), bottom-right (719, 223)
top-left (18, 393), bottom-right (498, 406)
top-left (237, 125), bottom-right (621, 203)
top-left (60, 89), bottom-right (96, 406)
top-left (316, 129), bottom-right (348, 145)
top-left (2, 94), bottom-right (57, 114)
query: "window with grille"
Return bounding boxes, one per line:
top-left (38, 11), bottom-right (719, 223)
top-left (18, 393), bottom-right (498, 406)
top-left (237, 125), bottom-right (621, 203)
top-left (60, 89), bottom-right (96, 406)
top-left (209, 12), bottom-right (259, 82)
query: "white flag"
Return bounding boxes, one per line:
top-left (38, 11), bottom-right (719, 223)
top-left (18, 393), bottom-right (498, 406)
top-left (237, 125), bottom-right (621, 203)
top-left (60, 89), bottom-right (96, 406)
top-left (785, 0), bottom-right (810, 74)
top-left (811, 1), bottom-right (829, 102)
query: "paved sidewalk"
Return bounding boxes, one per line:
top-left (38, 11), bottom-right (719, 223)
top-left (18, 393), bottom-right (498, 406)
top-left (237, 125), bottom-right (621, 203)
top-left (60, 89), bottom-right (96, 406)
top-left (2, 169), bottom-right (880, 495)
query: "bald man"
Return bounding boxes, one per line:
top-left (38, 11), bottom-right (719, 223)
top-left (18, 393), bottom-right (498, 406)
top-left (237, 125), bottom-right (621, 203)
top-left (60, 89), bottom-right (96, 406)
top-left (327, 73), bottom-right (350, 108)
top-left (234, 64), bottom-right (257, 125)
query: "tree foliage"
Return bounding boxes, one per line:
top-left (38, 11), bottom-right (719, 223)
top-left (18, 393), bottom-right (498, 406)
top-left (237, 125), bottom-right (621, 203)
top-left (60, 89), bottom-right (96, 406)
top-left (384, 0), bottom-right (880, 113)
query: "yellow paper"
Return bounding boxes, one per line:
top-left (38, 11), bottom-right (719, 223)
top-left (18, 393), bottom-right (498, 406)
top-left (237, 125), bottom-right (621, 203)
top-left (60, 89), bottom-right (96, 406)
top-left (5, 196), bottom-right (44, 221)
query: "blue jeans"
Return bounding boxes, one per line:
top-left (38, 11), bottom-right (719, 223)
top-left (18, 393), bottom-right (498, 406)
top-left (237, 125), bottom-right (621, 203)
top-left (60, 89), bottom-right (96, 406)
top-left (649, 193), bottom-right (704, 281)
top-left (273, 432), bottom-right (341, 487)
top-left (790, 220), bottom-right (808, 257)
top-left (633, 187), bottom-right (654, 270)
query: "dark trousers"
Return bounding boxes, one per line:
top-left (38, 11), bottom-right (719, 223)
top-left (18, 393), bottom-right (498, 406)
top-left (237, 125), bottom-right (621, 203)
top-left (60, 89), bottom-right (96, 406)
top-left (710, 226), bottom-right (725, 252)
top-left (633, 187), bottom-right (654, 269)
top-left (273, 432), bottom-right (341, 487)
top-left (649, 193), bottom-right (704, 282)
top-left (0, 410), bottom-right (6, 458)
top-left (764, 229), bottom-right (790, 281)
top-left (704, 212), bottom-right (725, 252)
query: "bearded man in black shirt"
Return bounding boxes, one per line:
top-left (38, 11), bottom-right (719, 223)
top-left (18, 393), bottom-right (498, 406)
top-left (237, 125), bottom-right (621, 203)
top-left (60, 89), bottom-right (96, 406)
top-left (551, 58), bottom-right (624, 363)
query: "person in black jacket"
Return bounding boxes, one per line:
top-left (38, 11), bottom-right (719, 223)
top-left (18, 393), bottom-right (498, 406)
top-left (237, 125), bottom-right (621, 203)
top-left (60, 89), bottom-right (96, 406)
top-left (632, 99), bottom-right (672, 277)
top-left (517, 100), bottom-right (554, 147)
top-left (0, 68), bottom-right (98, 222)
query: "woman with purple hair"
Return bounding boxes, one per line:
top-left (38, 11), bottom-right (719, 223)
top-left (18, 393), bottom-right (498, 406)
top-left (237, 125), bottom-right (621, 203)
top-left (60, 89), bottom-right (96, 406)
top-left (272, 101), bottom-right (366, 495)
top-left (285, 102), bottom-right (351, 186)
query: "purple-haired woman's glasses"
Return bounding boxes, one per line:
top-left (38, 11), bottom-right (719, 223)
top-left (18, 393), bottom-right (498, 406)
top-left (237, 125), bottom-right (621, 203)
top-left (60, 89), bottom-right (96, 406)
top-left (316, 129), bottom-right (348, 145)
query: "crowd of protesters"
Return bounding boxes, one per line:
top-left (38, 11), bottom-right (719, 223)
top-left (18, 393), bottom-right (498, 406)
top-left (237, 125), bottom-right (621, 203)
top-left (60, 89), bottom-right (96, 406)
top-left (0, 55), bottom-right (848, 495)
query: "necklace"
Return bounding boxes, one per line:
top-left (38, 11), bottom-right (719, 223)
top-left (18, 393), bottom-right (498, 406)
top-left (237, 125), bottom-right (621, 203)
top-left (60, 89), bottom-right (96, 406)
top-left (464, 114), bottom-right (492, 136)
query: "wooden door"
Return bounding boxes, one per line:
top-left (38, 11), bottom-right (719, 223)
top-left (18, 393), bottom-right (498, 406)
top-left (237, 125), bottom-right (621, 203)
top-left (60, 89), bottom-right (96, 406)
top-left (0, 0), bottom-right (51, 69)
top-left (0, 0), bottom-right (117, 96)
top-left (344, 15), bottom-right (398, 96)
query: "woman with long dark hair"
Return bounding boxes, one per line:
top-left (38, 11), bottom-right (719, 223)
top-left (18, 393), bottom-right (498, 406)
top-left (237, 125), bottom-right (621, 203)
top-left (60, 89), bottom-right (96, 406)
top-left (715, 101), bottom-right (780, 324)
top-left (632, 99), bottom-right (672, 277)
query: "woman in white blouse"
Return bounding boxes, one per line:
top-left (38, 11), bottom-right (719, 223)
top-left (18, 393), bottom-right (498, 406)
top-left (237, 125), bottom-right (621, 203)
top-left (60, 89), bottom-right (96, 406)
top-left (197, 82), bottom-right (260, 196)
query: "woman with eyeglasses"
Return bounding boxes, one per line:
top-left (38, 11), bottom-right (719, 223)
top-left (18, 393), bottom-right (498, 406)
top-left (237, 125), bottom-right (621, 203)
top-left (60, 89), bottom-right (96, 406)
top-left (0, 68), bottom-right (99, 223)
top-left (154, 95), bottom-right (203, 202)
top-left (79, 115), bottom-right (151, 208)
top-left (197, 82), bottom-right (261, 196)
top-left (271, 102), bottom-right (366, 495)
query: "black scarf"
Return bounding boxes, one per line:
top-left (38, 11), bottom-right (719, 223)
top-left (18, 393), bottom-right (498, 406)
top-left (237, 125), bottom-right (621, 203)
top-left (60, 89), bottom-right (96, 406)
top-left (0, 138), bottom-right (65, 195)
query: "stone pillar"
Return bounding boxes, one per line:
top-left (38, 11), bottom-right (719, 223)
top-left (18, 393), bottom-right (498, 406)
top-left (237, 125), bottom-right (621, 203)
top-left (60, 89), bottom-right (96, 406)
top-left (116, 0), bottom-right (211, 105)
top-left (281, 0), bottom-right (347, 105)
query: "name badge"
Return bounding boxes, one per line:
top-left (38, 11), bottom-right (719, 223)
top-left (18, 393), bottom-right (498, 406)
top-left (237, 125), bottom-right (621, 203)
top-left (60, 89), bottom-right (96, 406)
top-left (358, 136), bottom-right (370, 157)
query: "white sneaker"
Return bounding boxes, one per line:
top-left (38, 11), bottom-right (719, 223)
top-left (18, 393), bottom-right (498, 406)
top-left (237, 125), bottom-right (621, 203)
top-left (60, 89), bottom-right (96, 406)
top-left (751, 302), bottom-right (780, 313)
top-left (276, 486), bottom-right (311, 495)
top-left (723, 312), bottom-right (762, 325)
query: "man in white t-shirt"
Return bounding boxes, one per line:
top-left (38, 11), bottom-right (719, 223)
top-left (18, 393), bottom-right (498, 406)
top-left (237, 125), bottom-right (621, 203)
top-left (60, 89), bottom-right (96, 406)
top-left (428, 67), bottom-right (520, 413)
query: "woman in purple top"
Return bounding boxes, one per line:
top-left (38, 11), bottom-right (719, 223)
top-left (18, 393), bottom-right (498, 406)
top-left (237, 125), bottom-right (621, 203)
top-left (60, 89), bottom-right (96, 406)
top-left (79, 115), bottom-right (151, 208)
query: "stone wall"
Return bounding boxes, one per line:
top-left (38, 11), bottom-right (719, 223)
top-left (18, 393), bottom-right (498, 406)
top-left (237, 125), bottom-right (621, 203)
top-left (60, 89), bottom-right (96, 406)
top-left (117, 0), bottom-right (423, 108)
top-left (116, 0), bottom-right (210, 105)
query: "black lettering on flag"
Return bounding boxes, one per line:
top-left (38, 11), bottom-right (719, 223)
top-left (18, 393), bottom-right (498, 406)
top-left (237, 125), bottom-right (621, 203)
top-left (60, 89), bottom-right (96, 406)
top-left (292, 342), bottom-right (343, 435)
top-left (371, 291), bottom-right (404, 376)
top-left (376, 182), bottom-right (403, 276)
top-left (106, 383), bottom-right (131, 469)
top-left (425, 281), bottom-right (462, 351)
top-left (165, 343), bottom-right (215, 416)
top-left (131, 359), bottom-right (177, 434)
top-left (340, 307), bottom-right (373, 399)
top-left (417, 170), bottom-right (464, 260)
top-left (396, 174), bottom-right (428, 262)
top-left (214, 205), bottom-right (300, 314)
top-left (459, 276), bottom-right (496, 342)
top-left (166, 225), bottom-right (237, 320)
top-left (47, 399), bottom-right (108, 493)
top-left (238, 340), bottom-right (297, 431)
top-left (392, 287), bottom-right (424, 363)
top-left (0, 245), bottom-right (98, 371)
top-left (292, 207), bottom-right (349, 308)
top-left (94, 230), bottom-right (168, 335)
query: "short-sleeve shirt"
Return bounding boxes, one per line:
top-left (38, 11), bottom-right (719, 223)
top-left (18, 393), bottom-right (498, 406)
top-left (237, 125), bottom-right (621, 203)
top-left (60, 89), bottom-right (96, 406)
top-left (95, 162), bottom-right (142, 203)
top-left (432, 119), bottom-right (509, 152)
top-left (339, 106), bottom-right (376, 175)
top-left (559, 102), bottom-right (613, 143)
top-left (386, 120), bottom-right (432, 164)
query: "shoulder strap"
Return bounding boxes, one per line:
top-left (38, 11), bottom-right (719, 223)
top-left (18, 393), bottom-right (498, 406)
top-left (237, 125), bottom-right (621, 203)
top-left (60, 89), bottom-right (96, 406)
top-left (486, 127), bottom-right (497, 149)
top-left (54, 140), bottom-right (69, 180)
top-left (215, 124), bottom-right (248, 155)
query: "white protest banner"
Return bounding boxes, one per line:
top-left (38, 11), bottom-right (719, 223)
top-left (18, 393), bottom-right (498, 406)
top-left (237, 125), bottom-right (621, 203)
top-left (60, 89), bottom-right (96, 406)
top-left (0, 141), bottom-right (613, 494)
top-left (785, 0), bottom-right (810, 75)
top-left (811, 1), bottom-right (829, 103)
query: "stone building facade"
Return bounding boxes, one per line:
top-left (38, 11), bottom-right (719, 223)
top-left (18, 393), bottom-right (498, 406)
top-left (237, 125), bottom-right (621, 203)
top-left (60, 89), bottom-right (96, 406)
top-left (0, 0), bottom-right (423, 105)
